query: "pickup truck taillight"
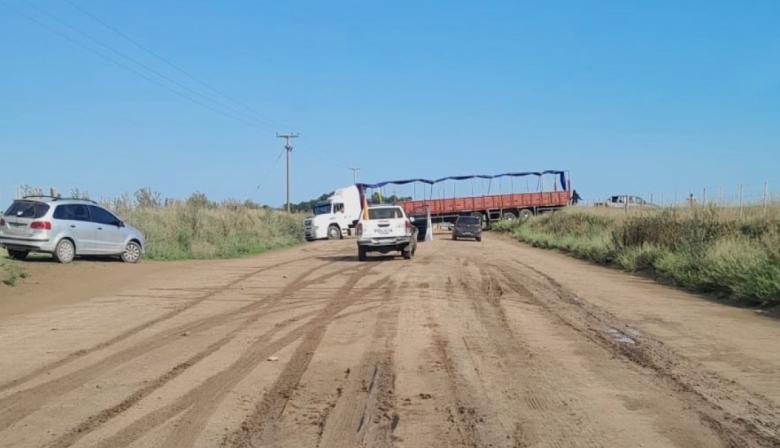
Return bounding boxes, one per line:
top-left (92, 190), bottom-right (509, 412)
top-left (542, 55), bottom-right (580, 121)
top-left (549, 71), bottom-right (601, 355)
top-left (356, 222), bottom-right (363, 236)
top-left (30, 221), bottom-right (52, 230)
top-left (405, 220), bottom-right (413, 235)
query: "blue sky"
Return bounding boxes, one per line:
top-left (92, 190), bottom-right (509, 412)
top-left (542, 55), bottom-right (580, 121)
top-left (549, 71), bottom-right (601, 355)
top-left (1, 0), bottom-right (778, 207)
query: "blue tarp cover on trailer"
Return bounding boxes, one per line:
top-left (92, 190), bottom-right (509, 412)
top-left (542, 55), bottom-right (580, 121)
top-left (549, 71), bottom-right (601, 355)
top-left (357, 170), bottom-right (567, 191)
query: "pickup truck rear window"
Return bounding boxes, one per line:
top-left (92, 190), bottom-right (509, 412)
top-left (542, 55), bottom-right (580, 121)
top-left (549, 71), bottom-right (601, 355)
top-left (367, 208), bottom-right (403, 220)
top-left (4, 200), bottom-right (50, 219)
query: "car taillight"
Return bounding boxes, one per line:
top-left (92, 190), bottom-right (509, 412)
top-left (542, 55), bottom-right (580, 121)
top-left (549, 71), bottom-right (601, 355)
top-left (356, 222), bottom-right (363, 236)
top-left (30, 221), bottom-right (52, 230)
top-left (405, 220), bottom-right (413, 234)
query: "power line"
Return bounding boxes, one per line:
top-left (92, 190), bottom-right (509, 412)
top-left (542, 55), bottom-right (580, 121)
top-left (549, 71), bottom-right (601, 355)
top-left (3, 0), bottom-right (268, 129)
top-left (19, 0), bottom-right (272, 129)
top-left (63, 0), bottom-right (284, 130)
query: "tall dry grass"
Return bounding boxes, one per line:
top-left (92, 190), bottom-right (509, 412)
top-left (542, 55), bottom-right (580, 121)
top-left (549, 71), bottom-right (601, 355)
top-left (494, 206), bottom-right (780, 306)
top-left (103, 192), bottom-right (305, 260)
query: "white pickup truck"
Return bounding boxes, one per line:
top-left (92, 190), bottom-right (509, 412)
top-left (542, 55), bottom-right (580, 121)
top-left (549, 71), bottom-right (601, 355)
top-left (356, 205), bottom-right (417, 261)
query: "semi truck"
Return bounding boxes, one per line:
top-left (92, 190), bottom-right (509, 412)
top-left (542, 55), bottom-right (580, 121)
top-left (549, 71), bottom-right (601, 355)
top-left (303, 185), bottom-right (362, 240)
top-left (304, 171), bottom-right (571, 240)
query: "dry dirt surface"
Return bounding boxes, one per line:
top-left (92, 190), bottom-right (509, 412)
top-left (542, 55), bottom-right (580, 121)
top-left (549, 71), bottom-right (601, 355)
top-left (1, 234), bottom-right (780, 448)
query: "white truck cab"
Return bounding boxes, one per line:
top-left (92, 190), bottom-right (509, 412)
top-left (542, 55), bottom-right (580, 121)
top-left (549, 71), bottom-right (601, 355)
top-left (304, 185), bottom-right (362, 240)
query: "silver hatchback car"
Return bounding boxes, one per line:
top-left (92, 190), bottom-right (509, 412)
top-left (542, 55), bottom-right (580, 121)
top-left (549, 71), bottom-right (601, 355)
top-left (0, 196), bottom-right (145, 263)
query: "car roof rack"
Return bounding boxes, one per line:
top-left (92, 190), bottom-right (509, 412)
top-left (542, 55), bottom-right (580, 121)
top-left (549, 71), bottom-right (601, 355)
top-left (22, 195), bottom-right (97, 204)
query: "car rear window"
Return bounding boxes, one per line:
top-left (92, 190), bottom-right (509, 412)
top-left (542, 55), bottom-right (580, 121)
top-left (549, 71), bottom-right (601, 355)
top-left (4, 200), bottom-right (50, 219)
top-left (457, 216), bottom-right (480, 224)
top-left (367, 208), bottom-right (403, 220)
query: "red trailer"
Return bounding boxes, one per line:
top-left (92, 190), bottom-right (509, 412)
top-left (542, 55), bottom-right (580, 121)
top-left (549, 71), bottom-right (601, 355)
top-left (399, 189), bottom-right (570, 223)
top-left (358, 170), bottom-right (571, 225)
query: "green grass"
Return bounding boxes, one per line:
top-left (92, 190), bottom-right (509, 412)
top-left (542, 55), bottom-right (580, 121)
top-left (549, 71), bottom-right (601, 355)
top-left (0, 254), bottom-right (27, 287)
top-left (494, 207), bottom-right (780, 306)
top-left (110, 196), bottom-right (306, 261)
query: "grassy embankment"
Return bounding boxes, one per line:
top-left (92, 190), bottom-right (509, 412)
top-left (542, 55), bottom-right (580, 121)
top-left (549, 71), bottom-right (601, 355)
top-left (0, 253), bottom-right (27, 286)
top-left (106, 193), bottom-right (306, 260)
top-left (494, 206), bottom-right (780, 306)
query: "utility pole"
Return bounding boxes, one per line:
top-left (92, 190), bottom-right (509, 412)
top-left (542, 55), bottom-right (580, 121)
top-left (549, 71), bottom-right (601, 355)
top-left (349, 167), bottom-right (360, 184)
top-left (276, 133), bottom-right (299, 213)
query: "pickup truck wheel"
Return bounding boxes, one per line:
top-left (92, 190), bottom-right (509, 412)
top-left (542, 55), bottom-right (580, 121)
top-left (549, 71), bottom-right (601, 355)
top-left (327, 225), bottom-right (341, 240)
top-left (7, 249), bottom-right (29, 260)
top-left (452, 234), bottom-right (457, 240)
top-left (476, 236), bottom-right (482, 242)
top-left (358, 246), bottom-right (367, 261)
top-left (402, 249), bottom-right (412, 260)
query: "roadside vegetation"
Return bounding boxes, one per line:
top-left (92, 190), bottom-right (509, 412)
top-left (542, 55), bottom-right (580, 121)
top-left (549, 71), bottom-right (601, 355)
top-left (104, 189), bottom-right (305, 260)
top-left (494, 206), bottom-right (780, 306)
top-left (0, 253), bottom-right (27, 286)
top-left (1, 187), bottom-right (306, 278)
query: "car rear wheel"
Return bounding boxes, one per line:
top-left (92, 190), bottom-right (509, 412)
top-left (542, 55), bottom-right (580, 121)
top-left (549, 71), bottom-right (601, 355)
top-left (122, 241), bottom-right (143, 263)
top-left (7, 249), bottom-right (29, 260)
top-left (327, 225), bottom-right (341, 240)
top-left (54, 239), bottom-right (75, 264)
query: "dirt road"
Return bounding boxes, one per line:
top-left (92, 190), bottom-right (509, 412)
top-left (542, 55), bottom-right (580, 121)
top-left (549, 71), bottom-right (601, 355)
top-left (1, 234), bottom-right (779, 448)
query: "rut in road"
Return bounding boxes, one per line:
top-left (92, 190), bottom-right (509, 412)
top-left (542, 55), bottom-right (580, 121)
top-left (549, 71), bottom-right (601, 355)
top-left (497, 258), bottom-right (780, 448)
top-left (90, 263), bottom-right (378, 448)
top-left (452, 262), bottom-right (605, 448)
top-left (0, 255), bottom-right (315, 395)
top-left (312, 280), bottom-right (405, 448)
top-left (223, 270), bottom-right (396, 448)
top-left (0, 257), bottom-right (350, 434)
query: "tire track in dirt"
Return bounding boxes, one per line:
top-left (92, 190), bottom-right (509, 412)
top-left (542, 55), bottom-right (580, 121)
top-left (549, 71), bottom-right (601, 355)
top-left (498, 258), bottom-right (780, 448)
top-left (445, 262), bottom-right (603, 448)
top-left (222, 267), bottom-right (390, 448)
top-left (315, 276), bottom-right (405, 448)
top-left (86, 264), bottom-right (377, 448)
top-left (0, 259), bottom-right (349, 433)
top-left (0, 256), bottom-right (315, 394)
top-left (423, 275), bottom-right (484, 448)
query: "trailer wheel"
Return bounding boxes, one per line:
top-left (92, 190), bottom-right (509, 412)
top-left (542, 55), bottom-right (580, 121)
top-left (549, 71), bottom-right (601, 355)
top-left (503, 211), bottom-right (517, 220)
top-left (327, 225), bottom-right (342, 240)
top-left (519, 209), bottom-right (533, 220)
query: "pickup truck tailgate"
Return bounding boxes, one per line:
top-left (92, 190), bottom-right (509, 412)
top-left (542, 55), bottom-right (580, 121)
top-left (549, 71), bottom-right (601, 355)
top-left (362, 218), bottom-right (405, 237)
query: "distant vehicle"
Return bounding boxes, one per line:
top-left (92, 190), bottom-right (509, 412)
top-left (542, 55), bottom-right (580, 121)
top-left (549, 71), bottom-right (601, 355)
top-left (452, 215), bottom-right (482, 241)
top-left (0, 196), bottom-right (145, 264)
top-left (304, 185), bottom-right (362, 240)
top-left (356, 205), bottom-right (417, 261)
top-left (597, 195), bottom-right (654, 208)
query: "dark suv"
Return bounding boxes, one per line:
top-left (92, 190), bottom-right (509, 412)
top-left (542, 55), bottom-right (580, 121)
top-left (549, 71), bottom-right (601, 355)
top-left (452, 215), bottom-right (482, 241)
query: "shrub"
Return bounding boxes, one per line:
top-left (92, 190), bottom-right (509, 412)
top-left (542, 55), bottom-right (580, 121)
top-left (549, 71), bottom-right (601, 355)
top-left (495, 207), bottom-right (780, 306)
